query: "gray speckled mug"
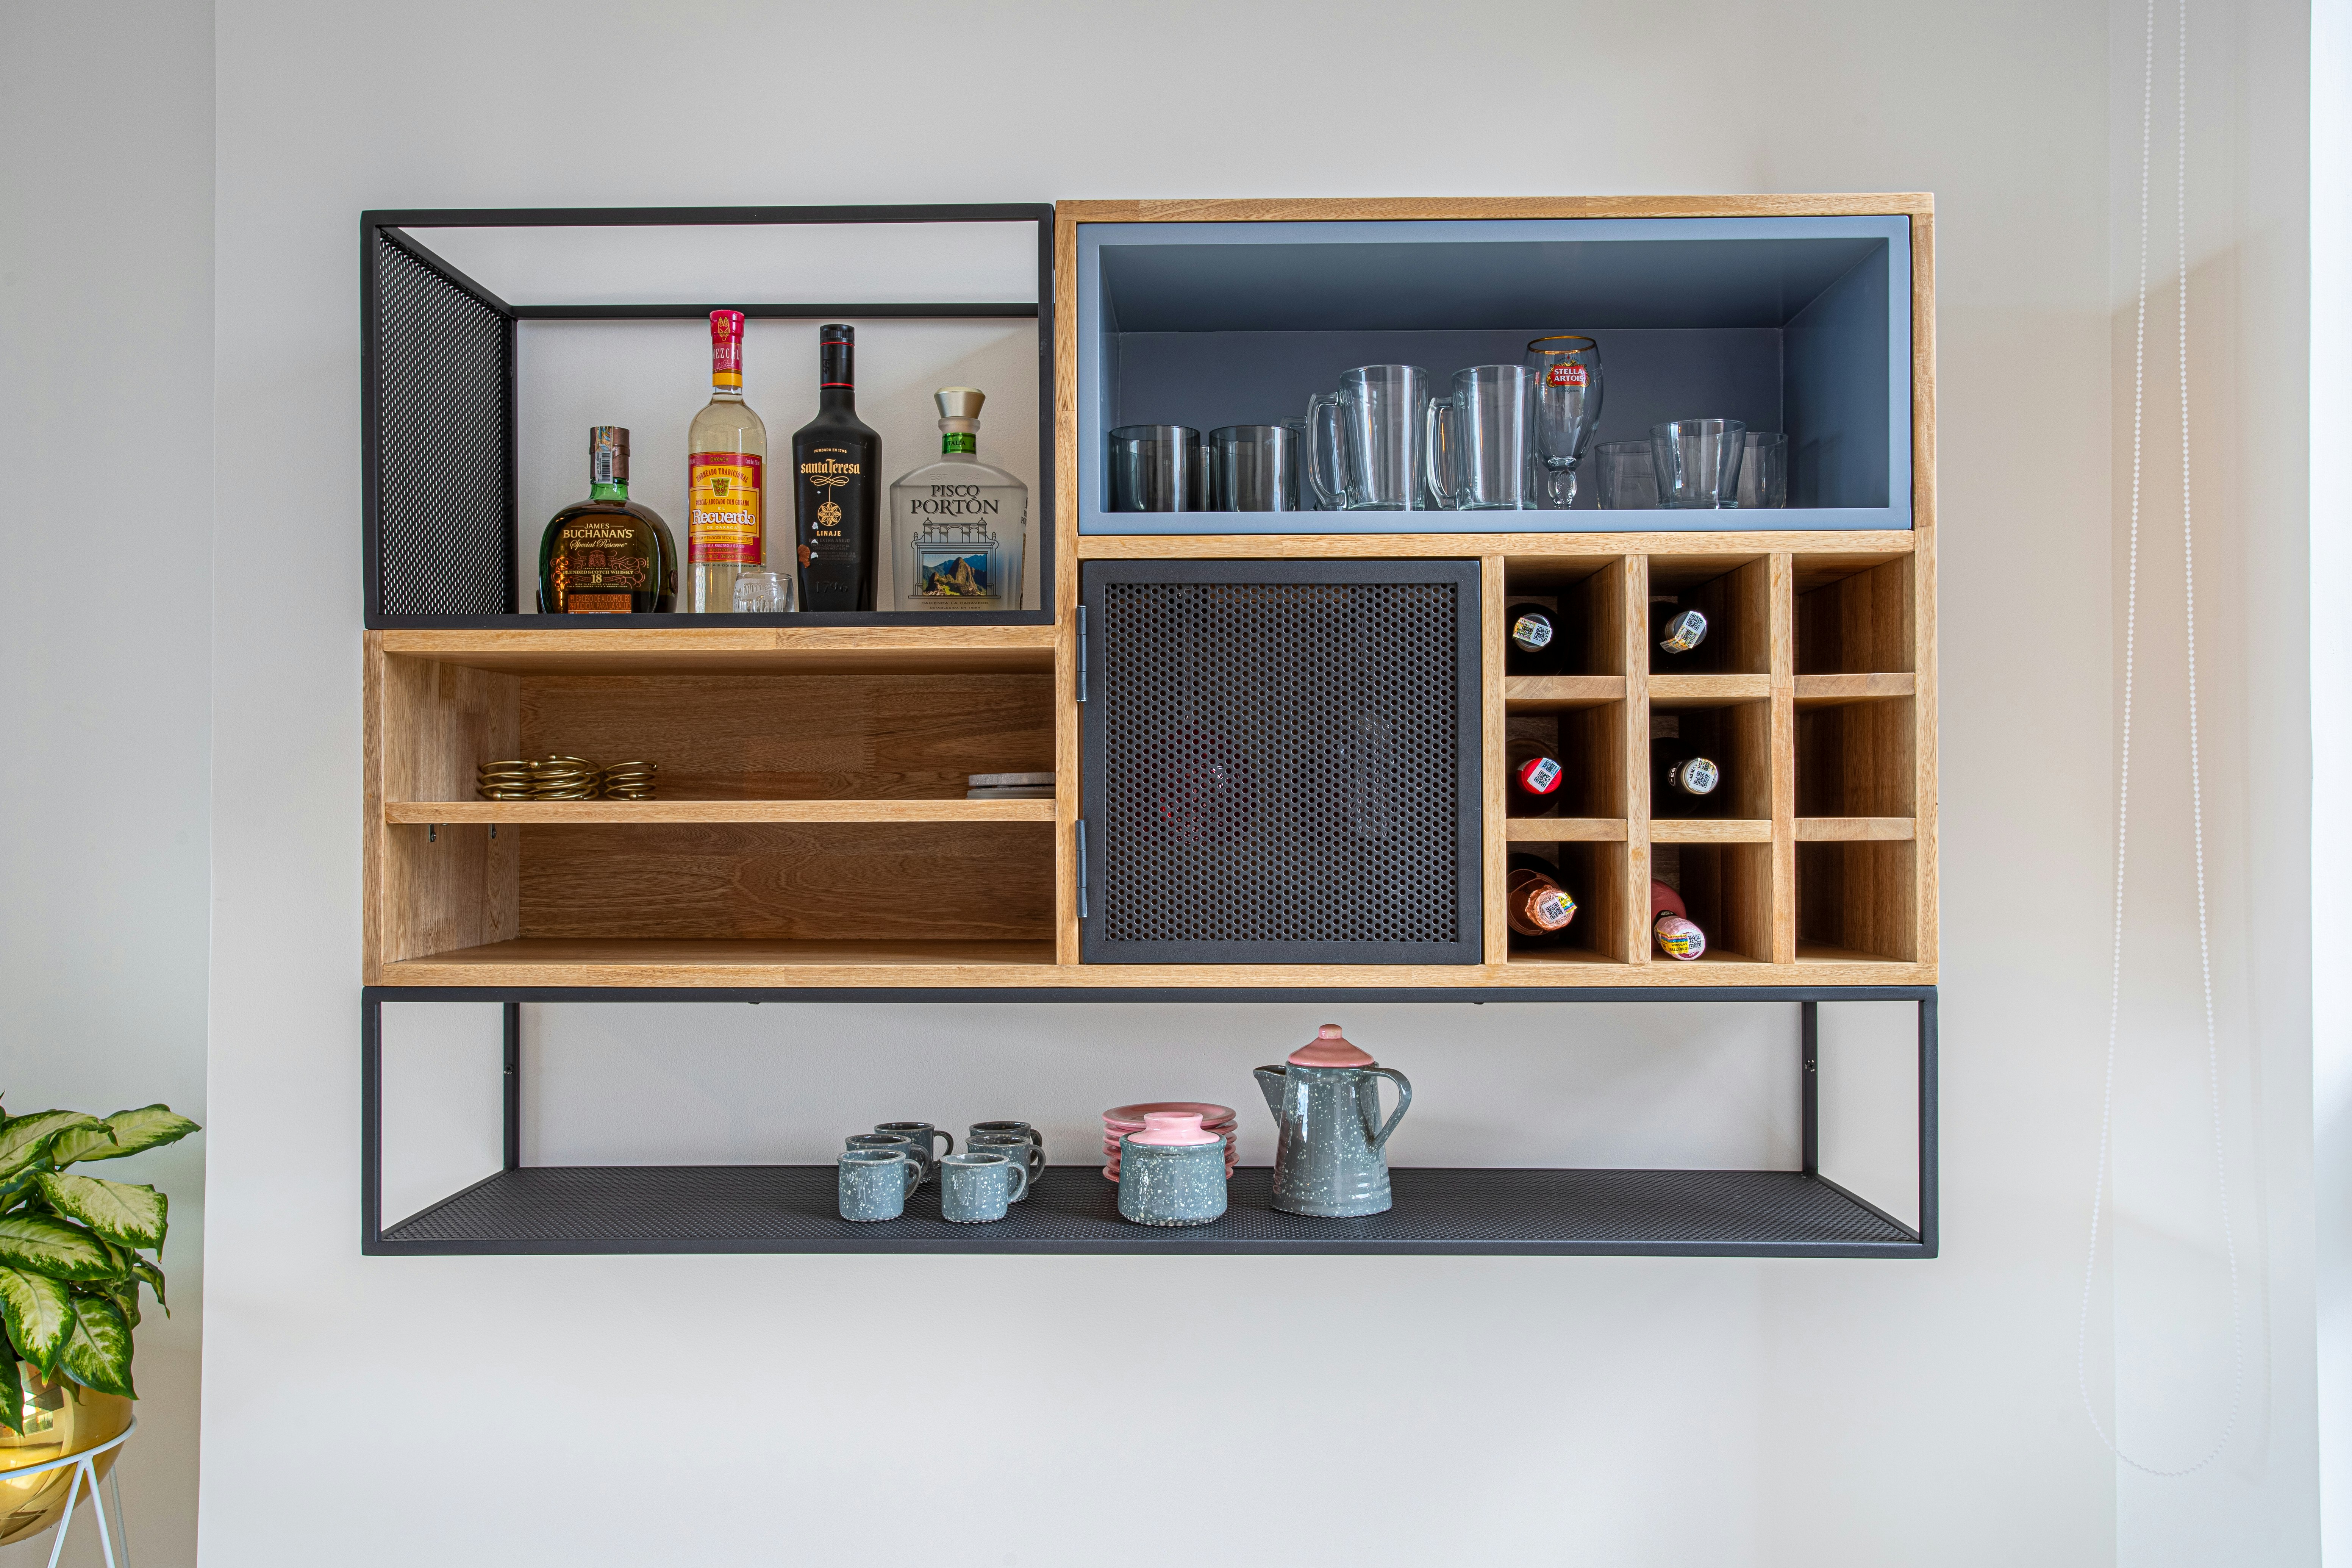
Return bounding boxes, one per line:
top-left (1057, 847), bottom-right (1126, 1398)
top-left (1117, 1116), bottom-right (1228, 1227)
top-left (846, 1132), bottom-right (922, 1167)
top-left (939, 1152), bottom-right (1028, 1223)
top-left (968, 1133), bottom-right (1047, 1202)
top-left (874, 1122), bottom-right (952, 1179)
top-left (837, 1149), bottom-right (922, 1222)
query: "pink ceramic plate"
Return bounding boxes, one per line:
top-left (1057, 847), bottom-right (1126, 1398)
top-left (1104, 1102), bottom-right (1236, 1129)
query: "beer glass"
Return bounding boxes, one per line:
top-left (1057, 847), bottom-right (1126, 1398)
top-left (1422, 365), bottom-right (1538, 511)
top-left (1305, 365), bottom-right (1431, 511)
top-left (1524, 335), bottom-right (1603, 506)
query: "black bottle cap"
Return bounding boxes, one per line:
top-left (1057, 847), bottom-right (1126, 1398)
top-left (820, 324), bottom-right (854, 344)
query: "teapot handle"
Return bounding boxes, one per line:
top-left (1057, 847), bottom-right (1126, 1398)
top-left (1363, 1068), bottom-right (1413, 1151)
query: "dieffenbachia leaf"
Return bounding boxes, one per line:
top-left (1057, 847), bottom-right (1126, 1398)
top-left (88, 1279), bottom-right (138, 1332)
top-left (60, 1294), bottom-right (131, 1399)
top-left (130, 1258), bottom-right (166, 1313)
top-left (50, 1107), bottom-right (197, 1168)
top-left (0, 1216), bottom-right (116, 1281)
top-left (34, 1174), bottom-right (164, 1251)
top-left (0, 1351), bottom-right (21, 1434)
top-left (0, 1267), bottom-right (76, 1376)
top-left (0, 1113), bottom-right (103, 1180)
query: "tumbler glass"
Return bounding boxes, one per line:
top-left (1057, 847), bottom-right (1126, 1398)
top-left (1523, 335), bottom-right (1603, 506)
top-left (1305, 365), bottom-right (1431, 511)
top-left (1593, 439), bottom-right (1660, 510)
top-left (1209, 424), bottom-right (1303, 511)
top-left (1108, 425), bottom-right (1206, 511)
top-left (1732, 431), bottom-right (1788, 509)
top-left (731, 569), bottom-right (794, 614)
top-left (1422, 365), bottom-right (1538, 511)
top-left (1649, 419), bottom-right (1747, 509)
top-left (1286, 415), bottom-right (1337, 510)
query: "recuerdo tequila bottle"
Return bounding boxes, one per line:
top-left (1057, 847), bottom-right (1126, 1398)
top-left (686, 310), bottom-right (768, 613)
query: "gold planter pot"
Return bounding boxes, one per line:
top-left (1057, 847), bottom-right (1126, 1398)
top-left (0, 1366), bottom-right (133, 1546)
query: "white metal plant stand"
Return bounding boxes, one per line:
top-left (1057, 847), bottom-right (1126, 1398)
top-left (16, 1415), bottom-right (134, 1568)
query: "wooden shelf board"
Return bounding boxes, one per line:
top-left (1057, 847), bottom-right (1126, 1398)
top-left (1792, 942), bottom-right (1917, 967)
top-left (1648, 674), bottom-right (1771, 707)
top-left (1505, 817), bottom-right (1628, 843)
top-left (1650, 818), bottom-right (1773, 843)
top-left (1793, 816), bottom-right (1914, 842)
top-left (1793, 672), bottom-right (1915, 708)
top-left (385, 799), bottom-right (1056, 826)
top-left (376, 626), bottom-right (1056, 675)
top-left (1503, 676), bottom-right (1626, 710)
top-left (377, 941), bottom-right (1928, 990)
top-left (1077, 531), bottom-right (1919, 561)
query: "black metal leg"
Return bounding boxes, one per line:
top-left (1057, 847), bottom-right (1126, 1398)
top-left (503, 1002), bottom-right (522, 1172)
top-left (1800, 1001), bottom-right (1820, 1176)
top-left (361, 996), bottom-right (383, 1251)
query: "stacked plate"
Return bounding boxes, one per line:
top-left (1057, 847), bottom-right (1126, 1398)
top-left (969, 771), bottom-right (1054, 801)
top-left (1102, 1102), bottom-right (1238, 1182)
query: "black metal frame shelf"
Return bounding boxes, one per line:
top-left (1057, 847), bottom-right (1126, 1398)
top-left (361, 985), bottom-right (1938, 1260)
top-left (362, 203), bottom-right (1056, 630)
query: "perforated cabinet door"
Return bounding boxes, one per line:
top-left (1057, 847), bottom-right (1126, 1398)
top-left (1080, 560), bottom-right (1483, 964)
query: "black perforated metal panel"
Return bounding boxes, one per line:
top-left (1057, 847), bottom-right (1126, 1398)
top-left (370, 233), bottom-right (513, 618)
top-left (1082, 560), bottom-right (1481, 964)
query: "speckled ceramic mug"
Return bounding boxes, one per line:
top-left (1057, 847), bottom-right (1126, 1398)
top-left (874, 1122), bottom-right (953, 1177)
top-left (837, 1149), bottom-right (921, 1222)
top-left (968, 1133), bottom-right (1047, 1202)
top-left (846, 1132), bottom-right (922, 1166)
top-left (1117, 1113), bottom-right (1229, 1227)
top-left (939, 1152), bottom-right (1029, 1223)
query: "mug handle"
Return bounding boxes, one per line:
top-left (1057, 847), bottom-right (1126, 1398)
top-left (1422, 395), bottom-right (1451, 510)
top-left (1304, 392), bottom-right (1341, 508)
top-left (1028, 1144), bottom-right (1048, 1185)
top-left (1364, 1068), bottom-right (1414, 1152)
top-left (1004, 1157), bottom-right (1030, 1205)
top-left (931, 1129), bottom-right (954, 1166)
top-left (899, 1153), bottom-right (924, 1201)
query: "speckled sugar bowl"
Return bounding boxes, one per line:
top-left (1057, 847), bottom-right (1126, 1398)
top-left (1116, 1113), bottom-right (1229, 1227)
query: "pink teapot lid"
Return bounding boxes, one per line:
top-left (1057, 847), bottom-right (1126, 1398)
top-left (1130, 1112), bottom-right (1221, 1146)
top-left (1288, 1024), bottom-right (1376, 1068)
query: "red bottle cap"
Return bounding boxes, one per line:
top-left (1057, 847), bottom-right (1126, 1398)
top-left (1516, 755), bottom-right (1563, 795)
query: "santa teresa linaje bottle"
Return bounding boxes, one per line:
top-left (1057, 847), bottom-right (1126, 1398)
top-left (888, 387), bottom-right (1027, 610)
top-left (793, 324), bottom-right (882, 611)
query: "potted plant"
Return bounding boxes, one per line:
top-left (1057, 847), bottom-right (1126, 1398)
top-left (0, 1100), bottom-right (197, 1546)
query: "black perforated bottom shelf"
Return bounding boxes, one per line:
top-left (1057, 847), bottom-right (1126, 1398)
top-left (374, 1165), bottom-right (1925, 1258)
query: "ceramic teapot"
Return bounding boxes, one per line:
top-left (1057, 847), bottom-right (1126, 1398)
top-left (1254, 1024), bottom-right (1413, 1217)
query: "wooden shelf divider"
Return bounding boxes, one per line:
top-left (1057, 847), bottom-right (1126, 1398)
top-left (1505, 818), bottom-right (1630, 842)
top-left (384, 800), bottom-right (1057, 826)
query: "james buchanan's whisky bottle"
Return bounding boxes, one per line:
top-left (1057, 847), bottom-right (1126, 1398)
top-left (888, 387), bottom-right (1027, 610)
top-left (536, 427), bottom-right (677, 614)
top-left (793, 324), bottom-right (881, 611)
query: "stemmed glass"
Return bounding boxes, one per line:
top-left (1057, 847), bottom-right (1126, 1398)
top-left (1524, 335), bottom-right (1603, 507)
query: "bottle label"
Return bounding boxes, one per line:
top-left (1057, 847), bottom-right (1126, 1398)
top-left (1510, 613), bottom-right (1554, 652)
top-left (1659, 608), bottom-right (1708, 653)
top-left (566, 593), bottom-right (633, 614)
top-left (1547, 364), bottom-right (1589, 388)
top-left (1530, 888), bottom-right (1577, 930)
top-left (1517, 756), bottom-right (1562, 795)
top-left (689, 453), bottom-right (764, 564)
top-left (1672, 757), bottom-right (1721, 795)
top-left (1655, 913), bottom-right (1705, 960)
top-left (943, 432), bottom-right (976, 455)
top-left (710, 311), bottom-right (744, 391)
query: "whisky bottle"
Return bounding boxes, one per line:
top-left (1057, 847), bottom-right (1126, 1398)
top-left (1505, 602), bottom-right (1560, 676)
top-left (1651, 741), bottom-right (1722, 818)
top-left (1508, 737), bottom-right (1565, 815)
top-left (888, 387), bottom-right (1027, 610)
top-left (1507, 852), bottom-right (1579, 938)
top-left (686, 310), bottom-right (769, 613)
top-left (793, 324), bottom-right (882, 611)
top-left (536, 427), bottom-right (677, 614)
top-left (1652, 600), bottom-right (1709, 657)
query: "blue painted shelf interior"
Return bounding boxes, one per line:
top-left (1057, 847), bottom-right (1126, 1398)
top-left (1076, 216), bottom-right (1913, 535)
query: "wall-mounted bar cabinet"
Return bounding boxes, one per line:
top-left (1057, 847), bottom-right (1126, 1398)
top-left (361, 195), bottom-right (1938, 1259)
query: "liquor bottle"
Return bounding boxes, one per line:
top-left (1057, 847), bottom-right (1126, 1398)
top-left (1652, 600), bottom-right (1709, 658)
top-left (793, 323), bottom-right (882, 611)
top-left (888, 387), bottom-right (1027, 611)
top-left (1652, 742), bottom-right (1722, 818)
top-left (686, 310), bottom-right (769, 613)
top-left (1651, 880), bottom-right (1705, 960)
top-left (1507, 852), bottom-right (1579, 939)
top-left (1505, 601), bottom-right (1560, 676)
top-left (1508, 737), bottom-right (1565, 815)
top-left (536, 427), bottom-right (677, 614)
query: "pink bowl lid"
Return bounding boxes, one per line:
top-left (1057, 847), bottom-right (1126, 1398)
top-left (1127, 1112), bottom-right (1221, 1147)
top-left (1104, 1101), bottom-right (1235, 1129)
top-left (1288, 1023), bottom-right (1375, 1069)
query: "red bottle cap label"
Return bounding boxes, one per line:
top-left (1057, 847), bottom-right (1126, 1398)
top-left (1516, 756), bottom-right (1562, 795)
top-left (1655, 913), bottom-right (1705, 960)
top-left (710, 310), bottom-right (745, 388)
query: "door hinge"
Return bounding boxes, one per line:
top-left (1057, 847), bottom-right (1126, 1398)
top-left (1075, 604), bottom-right (1088, 703)
top-left (1075, 819), bottom-right (1089, 919)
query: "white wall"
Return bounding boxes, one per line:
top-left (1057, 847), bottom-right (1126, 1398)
top-left (183, 1), bottom-right (2319, 1564)
top-left (0, 2), bottom-right (214, 1564)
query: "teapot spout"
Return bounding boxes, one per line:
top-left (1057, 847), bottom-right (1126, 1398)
top-left (1253, 1065), bottom-right (1286, 1122)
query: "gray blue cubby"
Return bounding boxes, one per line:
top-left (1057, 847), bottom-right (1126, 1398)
top-left (1076, 215), bottom-right (1912, 535)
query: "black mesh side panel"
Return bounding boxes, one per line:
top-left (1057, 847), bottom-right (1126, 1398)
top-left (374, 234), bottom-right (511, 617)
top-left (1096, 577), bottom-right (1466, 957)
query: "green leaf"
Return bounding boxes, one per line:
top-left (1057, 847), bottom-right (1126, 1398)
top-left (33, 1174), bottom-right (164, 1251)
top-left (0, 1216), bottom-right (116, 1281)
top-left (50, 1107), bottom-right (197, 1168)
top-left (0, 1114), bottom-right (103, 1179)
top-left (130, 1258), bottom-right (166, 1313)
top-left (0, 1268), bottom-right (76, 1376)
top-left (0, 1352), bottom-right (20, 1435)
top-left (81, 1280), bottom-right (138, 1333)
top-left (60, 1295), bottom-right (131, 1399)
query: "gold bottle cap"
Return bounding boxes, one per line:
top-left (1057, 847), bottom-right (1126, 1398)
top-left (934, 387), bottom-right (986, 420)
